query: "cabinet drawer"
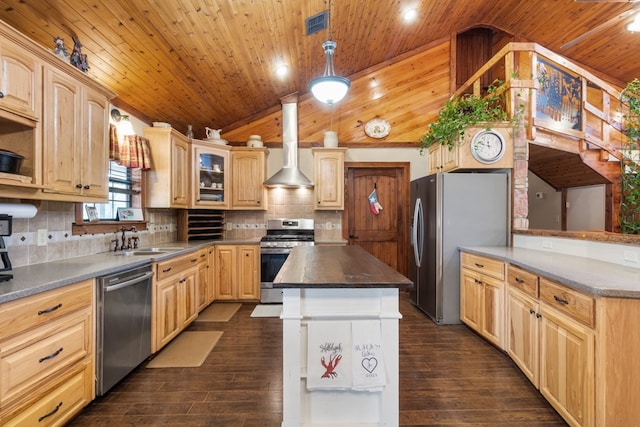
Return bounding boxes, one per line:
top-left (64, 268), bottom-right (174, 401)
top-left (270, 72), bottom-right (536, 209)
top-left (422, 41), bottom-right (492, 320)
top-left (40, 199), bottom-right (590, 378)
top-left (0, 309), bottom-right (91, 407)
top-left (461, 253), bottom-right (504, 280)
top-left (0, 280), bottom-right (93, 342)
top-left (2, 361), bottom-right (93, 426)
top-left (155, 252), bottom-right (200, 281)
top-left (540, 278), bottom-right (595, 328)
top-left (507, 264), bottom-right (539, 298)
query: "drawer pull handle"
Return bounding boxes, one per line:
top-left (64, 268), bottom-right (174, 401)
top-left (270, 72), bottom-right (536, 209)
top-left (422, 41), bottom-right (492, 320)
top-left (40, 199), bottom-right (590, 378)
top-left (553, 295), bottom-right (570, 305)
top-left (515, 277), bottom-right (524, 284)
top-left (536, 313), bottom-right (542, 319)
top-left (191, 258), bottom-right (197, 263)
top-left (474, 263), bottom-right (484, 268)
top-left (163, 267), bottom-right (172, 273)
top-left (529, 308), bottom-right (536, 315)
top-left (38, 303), bottom-right (63, 315)
top-left (474, 279), bottom-right (482, 284)
top-left (39, 347), bottom-right (63, 363)
top-left (38, 401), bottom-right (63, 422)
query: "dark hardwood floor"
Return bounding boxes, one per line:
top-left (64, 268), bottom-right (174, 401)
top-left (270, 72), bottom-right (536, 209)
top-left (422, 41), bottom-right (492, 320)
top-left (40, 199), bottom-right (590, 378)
top-left (69, 292), bottom-right (566, 426)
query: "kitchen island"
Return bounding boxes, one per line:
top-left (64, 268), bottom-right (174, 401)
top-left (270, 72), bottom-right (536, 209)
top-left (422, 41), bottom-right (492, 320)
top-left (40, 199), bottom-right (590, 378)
top-left (274, 245), bottom-right (413, 427)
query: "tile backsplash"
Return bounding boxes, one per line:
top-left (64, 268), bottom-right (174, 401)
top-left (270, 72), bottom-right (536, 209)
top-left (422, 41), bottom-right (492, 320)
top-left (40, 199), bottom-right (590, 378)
top-left (3, 187), bottom-right (343, 268)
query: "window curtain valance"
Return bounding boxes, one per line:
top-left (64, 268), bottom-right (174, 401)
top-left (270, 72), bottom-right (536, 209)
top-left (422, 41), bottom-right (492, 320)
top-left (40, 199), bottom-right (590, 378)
top-left (109, 124), bottom-right (152, 170)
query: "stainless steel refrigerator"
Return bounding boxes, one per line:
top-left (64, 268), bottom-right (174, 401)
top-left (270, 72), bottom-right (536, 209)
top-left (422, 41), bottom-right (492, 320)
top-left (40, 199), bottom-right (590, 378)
top-left (409, 173), bottom-right (509, 324)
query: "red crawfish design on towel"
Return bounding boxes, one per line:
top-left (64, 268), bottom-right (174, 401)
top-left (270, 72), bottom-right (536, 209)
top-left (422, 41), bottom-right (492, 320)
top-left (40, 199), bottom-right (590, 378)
top-left (368, 184), bottom-right (383, 215)
top-left (306, 321), bottom-right (352, 390)
top-left (320, 343), bottom-right (343, 378)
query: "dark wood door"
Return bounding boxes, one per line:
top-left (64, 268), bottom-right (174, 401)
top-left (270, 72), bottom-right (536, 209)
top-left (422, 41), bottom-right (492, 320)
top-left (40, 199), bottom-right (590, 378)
top-left (343, 162), bottom-right (410, 276)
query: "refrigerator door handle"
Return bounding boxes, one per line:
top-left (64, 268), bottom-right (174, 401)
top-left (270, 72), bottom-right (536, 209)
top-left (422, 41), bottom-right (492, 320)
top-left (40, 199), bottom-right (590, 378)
top-left (412, 197), bottom-right (424, 267)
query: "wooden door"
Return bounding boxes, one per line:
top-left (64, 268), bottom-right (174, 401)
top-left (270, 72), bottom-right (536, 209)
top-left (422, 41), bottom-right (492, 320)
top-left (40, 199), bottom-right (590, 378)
top-left (343, 163), bottom-right (409, 275)
top-left (156, 280), bottom-right (180, 350)
top-left (481, 275), bottom-right (505, 348)
top-left (238, 245), bottom-right (259, 299)
top-left (82, 87), bottom-right (109, 198)
top-left (507, 287), bottom-right (540, 387)
top-left (215, 246), bottom-right (236, 300)
top-left (460, 269), bottom-right (483, 331)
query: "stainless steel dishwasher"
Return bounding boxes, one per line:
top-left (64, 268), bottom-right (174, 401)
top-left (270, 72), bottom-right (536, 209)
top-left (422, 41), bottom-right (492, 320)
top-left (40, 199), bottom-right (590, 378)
top-left (96, 264), bottom-right (153, 396)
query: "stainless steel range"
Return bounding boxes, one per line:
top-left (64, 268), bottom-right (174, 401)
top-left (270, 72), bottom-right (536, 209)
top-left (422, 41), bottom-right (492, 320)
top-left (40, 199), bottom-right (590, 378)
top-left (260, 218), bottom-right (314, 303)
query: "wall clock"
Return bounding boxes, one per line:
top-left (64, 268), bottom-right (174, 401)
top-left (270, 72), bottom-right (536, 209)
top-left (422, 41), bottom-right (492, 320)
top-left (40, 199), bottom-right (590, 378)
top-left (470, 129), bottom-right (506, 164)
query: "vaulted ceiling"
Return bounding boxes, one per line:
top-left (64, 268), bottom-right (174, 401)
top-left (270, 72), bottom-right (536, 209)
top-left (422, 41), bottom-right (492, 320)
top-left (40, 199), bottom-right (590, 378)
top-left (0, 0), bottom-right (638, 139)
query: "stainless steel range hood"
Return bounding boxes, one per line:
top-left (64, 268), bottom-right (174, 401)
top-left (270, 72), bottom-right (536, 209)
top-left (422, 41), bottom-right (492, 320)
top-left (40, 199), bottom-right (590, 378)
top-left (263, 93), bottom-right (314, 188)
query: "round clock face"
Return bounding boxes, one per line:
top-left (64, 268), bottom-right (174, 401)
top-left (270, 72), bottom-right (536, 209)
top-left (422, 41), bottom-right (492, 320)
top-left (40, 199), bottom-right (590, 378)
top-left (470, 130), bottom-right (506, 164)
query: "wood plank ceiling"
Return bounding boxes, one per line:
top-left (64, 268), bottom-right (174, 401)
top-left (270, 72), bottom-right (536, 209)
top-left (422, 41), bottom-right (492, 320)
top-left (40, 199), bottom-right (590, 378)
top-left (0, 0), bottom-right (638, 140)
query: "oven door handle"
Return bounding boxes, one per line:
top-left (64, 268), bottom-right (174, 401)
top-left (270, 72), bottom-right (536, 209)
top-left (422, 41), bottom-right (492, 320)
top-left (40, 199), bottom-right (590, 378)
top-left (104, 271), bottom-right (153, 293)
top-left (260, 248), bottom-right (293, 254)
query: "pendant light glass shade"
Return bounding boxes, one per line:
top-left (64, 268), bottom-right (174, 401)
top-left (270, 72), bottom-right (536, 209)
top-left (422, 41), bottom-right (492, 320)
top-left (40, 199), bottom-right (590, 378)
top-left (309, 40), bottom-right (350, 104)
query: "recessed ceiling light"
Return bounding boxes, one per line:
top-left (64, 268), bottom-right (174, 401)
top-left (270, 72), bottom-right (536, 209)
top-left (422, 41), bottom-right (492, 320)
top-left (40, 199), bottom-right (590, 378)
top-left (628, 14), bottom-right (640, 32)
top-left (275, 63), bottom-right (289, 78)
top-left (403, 8), bottom-right (418, 23)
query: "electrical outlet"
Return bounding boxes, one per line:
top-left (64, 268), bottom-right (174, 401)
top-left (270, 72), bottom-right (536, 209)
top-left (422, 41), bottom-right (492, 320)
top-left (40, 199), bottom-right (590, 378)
top-left (37, 229), bottom-right (48, 246)
top-left (624, 251), bottom-right (639, 263)
top-left (226, 222), bottom-right (233, 230)
top-left (325, 221), bottom-right (332, 230)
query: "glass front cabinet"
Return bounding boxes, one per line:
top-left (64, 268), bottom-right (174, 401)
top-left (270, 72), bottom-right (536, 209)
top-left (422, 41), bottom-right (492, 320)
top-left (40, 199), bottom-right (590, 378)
top-left (191, 142), bottom-right (231, 209)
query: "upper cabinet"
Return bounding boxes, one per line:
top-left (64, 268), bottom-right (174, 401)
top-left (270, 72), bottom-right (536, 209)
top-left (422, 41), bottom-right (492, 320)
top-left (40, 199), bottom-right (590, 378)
top-left (191, 141), bottom-right (231, 209)
top-left (230, 147), bottom-right (267, 210)
top-left (42, 68), bottom-right (110, 199)
top-left (0, 21), bottom-right (115, 201)
top-left (144, 127), bottom-right (190, 208)
top-left (0, 38), bottom-right (41, 120)
top-left (313, 147), bottom-right (346, 210)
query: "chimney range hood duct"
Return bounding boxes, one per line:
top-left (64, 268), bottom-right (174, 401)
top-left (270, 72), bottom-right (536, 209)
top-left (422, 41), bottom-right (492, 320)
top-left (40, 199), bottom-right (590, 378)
top-left (263, 93), bottom-right (314, 188)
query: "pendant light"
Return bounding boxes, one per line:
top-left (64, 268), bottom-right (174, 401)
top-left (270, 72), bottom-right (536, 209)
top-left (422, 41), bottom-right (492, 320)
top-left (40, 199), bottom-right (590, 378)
top-left (309, 0), bottom-right (350, 104)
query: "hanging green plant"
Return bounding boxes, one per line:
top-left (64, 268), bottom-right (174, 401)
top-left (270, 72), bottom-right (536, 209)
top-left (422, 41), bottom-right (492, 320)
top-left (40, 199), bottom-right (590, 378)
top-left (619, 78), bottom-right (640, 234)
top-left (418, 80), bottom-right (512, 153)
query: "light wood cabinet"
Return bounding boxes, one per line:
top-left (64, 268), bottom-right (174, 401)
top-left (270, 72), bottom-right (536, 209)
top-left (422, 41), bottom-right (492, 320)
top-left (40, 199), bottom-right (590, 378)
top-left (503, 261), bottom-right (595, 427)
top-left (460, 252), bottom-right (505, 349)
top-left (0, 280), bottom-right (94, 425)
top-left (153, 252), bottom-right (200, 352)
top-left (196, 247), bottom-right (212, 312)
top-left (428, 143), bottom-right (459, 175)
top-left (144, 127), bottom-right (190, 208)
top-left (42, 67), bottom-right (110, 199)
top-left (191, 142), bottom-right (230, 209)
top-left (0, 39), bottom-right (41, 120)
top-left (214, 244), bottom-right (259, 301)
top-left (312, 147), bottom-right (346, 210)
top-left (230, 147), bottom-right (267, 209)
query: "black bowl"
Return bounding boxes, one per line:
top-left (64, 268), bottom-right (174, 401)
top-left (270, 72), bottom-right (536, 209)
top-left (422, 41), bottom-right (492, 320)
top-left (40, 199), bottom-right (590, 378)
top-left (0, 149), bottom-right (24, 174)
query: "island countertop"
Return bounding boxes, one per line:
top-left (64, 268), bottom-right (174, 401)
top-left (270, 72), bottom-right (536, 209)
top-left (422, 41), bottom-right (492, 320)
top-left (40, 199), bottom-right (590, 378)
top-left (273, 245), bottom-right (413, 289)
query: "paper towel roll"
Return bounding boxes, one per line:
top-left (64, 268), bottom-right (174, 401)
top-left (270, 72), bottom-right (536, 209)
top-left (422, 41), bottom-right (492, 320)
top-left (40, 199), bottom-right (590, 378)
top-left (0, 203), bottom-right (37, 219)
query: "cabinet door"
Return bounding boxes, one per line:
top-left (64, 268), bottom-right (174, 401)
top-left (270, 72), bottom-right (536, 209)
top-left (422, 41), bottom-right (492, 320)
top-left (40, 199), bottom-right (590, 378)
top-left (43, 68), bottom-right (82, 194)
top-left (0, 42), bottom-right (41, 119)
top-left (427, 144), bottom-right (441, 175)
top-left (215, 246), bottom-right (236, 300)
top-left (539, 306), bottom-right (594, 427)
top-left (171, 136), bottom-right (189, 207)
top-left (207, 247), bottom-right (215, 304)
top-left (313, 149), bottom-right (345, 209)
top-left (193, 145), bottom-right (229, 208)
top-left (507, 286), bottom-right (539, 387)
top-left (155, 280), bottom-right (181, 350)
top-left (237, 245), bottom-right (259, 300)
top-left (182, 273), bottom-right (198, 326)
top-left (481, 274), bottom-right (504, 348)
top-left (196, 259), bottom-right (209, 312)
top-left (460, 268), bottom-right (483, 331)
top-left (440, 144), bottom-right (459, 172)
top-left (231, 150), bottom-right (266, 209)
top-left (81, 87), bottom-right (109, 198)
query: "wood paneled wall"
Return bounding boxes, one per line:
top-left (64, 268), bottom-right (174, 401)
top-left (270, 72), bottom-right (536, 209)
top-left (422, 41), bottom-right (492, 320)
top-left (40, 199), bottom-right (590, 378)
top-left (223, 39), bottom-right (452, 148)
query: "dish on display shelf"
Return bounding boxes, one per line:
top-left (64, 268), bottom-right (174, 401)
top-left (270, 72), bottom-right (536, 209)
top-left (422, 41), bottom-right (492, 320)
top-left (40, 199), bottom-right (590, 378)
top-left (152, 122), bottom-right (171, 128)
top-left (364, 118), bottom-right (391, 139)
top-left (204, 138), bottom-right (229, 145)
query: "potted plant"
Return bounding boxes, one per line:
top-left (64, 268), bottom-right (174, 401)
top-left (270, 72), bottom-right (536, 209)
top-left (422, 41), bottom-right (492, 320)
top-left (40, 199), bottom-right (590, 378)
top-left (418, 80), bottom-right (514, 154)
top-left (619, 78), bottom-right (640, 234)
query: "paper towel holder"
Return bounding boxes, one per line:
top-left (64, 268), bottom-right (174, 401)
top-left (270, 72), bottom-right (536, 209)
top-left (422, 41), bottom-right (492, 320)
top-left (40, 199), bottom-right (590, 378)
top-left (0, 214), bottom-right (13, 282)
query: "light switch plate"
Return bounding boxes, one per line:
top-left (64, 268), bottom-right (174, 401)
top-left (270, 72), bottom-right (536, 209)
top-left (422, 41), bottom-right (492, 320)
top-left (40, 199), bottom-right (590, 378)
top-left (37, 229), bottom-right (48, 246)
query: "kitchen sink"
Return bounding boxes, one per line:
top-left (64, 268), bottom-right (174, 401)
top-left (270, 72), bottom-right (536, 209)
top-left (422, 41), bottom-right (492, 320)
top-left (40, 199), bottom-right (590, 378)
top-left (113, 250), bottom-right (168, 256)
top-left (137, 247), bottom-right (185, 252)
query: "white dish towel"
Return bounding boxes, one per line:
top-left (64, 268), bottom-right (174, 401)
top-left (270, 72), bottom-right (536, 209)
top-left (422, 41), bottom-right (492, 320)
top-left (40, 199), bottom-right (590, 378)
top-left (351, 320), bottom-right (386, 392)
top-left (306, 321), bottom-right (352, 390)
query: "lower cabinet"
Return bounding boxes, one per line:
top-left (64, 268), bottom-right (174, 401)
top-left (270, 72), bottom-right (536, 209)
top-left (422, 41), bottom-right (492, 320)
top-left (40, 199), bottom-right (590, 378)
top-left (153, 252), bottom-right (200, 352)
top-left (214, 244), bottom-right (259, 301)
top-left (460, 253), bottom-right (505, 349)
top-left (196, 247), bottom-right (213, 312)
top-left (0, 280), bottom-right (94, 425)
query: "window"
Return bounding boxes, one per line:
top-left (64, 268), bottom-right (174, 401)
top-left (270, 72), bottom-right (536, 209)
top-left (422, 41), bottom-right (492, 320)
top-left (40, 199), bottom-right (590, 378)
top-left (83, 161), bottom-right (138, 220)
top-left (73, 161), bottom-right (145, 234)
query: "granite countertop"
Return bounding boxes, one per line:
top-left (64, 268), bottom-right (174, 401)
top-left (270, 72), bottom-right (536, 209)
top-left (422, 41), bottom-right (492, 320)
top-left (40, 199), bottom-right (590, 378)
top-left (0, 239), bottom-right (260, 304)
top-left (274, 246), bottom-right (413, 289)
top-left (460, 246), bottom-right (640, 298)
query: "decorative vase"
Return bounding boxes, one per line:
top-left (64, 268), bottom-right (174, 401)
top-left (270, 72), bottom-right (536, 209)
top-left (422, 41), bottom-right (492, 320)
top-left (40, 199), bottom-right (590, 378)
top-left (323, 131), bottom-right (338, 147)
top-left (247, 135), bottom-right (263, 147)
